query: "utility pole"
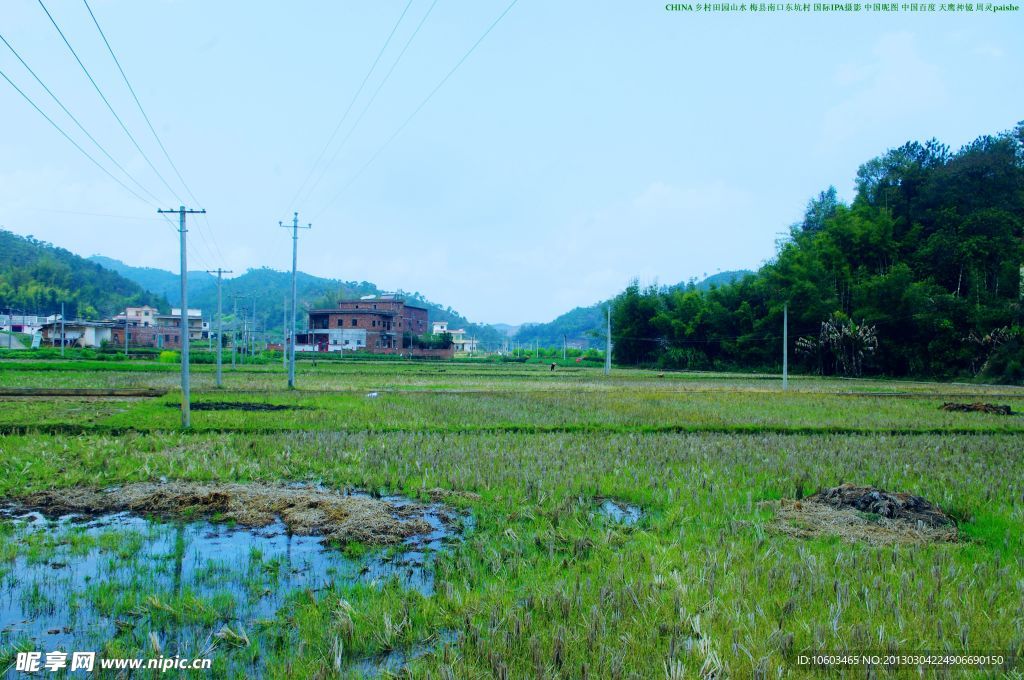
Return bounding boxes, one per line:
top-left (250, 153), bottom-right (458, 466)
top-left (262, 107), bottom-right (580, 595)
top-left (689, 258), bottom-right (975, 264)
top-left (563, 334), bottom-right (566, 361)
top-left (604, 306), bottom-right (612, 376)
top-left (158, 206), bottom-right (206, 429)
top-left (60, 302), bottom-right (65, 357)
top-left (124, 313), bottom-right (129, 356)
top-left (231, 295), bottom-right (238, 369)
top-left (231, 294), bottom-right (250, 365)
top-left (251, 297), bottom-right (257, 358)
top-left (282, 298), bottom-right (288, 368)
top-left (279, 212), bottom-right (311, 389)
top-left (206, 269), bottom-right (232, 388)
top-left (782, 303), bottom-right (789, 391)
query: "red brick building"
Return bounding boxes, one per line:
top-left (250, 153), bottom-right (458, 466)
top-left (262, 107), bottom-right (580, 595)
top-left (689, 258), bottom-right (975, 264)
top-left (111, 324), bottom-right (183, 349)
top-left (301, 296), bottom-right (429, 352)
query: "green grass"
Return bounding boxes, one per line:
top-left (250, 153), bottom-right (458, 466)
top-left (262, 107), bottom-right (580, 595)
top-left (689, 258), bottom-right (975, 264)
top-left (0, 359), bottom-right (1021, 677)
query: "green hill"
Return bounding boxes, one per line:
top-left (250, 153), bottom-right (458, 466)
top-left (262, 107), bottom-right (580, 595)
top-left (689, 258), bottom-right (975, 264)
top-left (0, 230), bottom-right (166, 319)
top-left (511, 271), bottom-right (755, 349)
top-left (88, 255), bottom-right (216, 304)
top-left (88, 257), bottom-right (503, 345)
top-left (608, 123), bottom-right (1024, 382)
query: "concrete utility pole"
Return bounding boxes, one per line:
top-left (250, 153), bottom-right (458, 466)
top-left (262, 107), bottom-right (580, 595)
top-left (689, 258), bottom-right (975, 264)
top-left (124, 314), bottom-right (129, 356)
top-left (282, 298), bottom-right (288, 368)
top-left (207, 269), bottom-right (232, 387)
top-left (279, 213), bottom-right (311, 389)
top-left (158, 206), bottom-right (206, 429)
top-left (60, 302), bottom-right (65, 357)
top-left (251, 297), bottom-right (257, 358)
top-left (782, 303), bottom-right (789, 391)
top-left (605, 306), bottom-right (612, 376)
top-left (231, 294), bottom-right (250, 365)
top-left (231, 295), bottom-right (238, 369)
top-left (563, 334), bottom-right (567, 361)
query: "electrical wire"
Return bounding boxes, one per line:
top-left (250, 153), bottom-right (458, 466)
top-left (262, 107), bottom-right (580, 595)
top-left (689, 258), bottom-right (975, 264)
top-left (286, 0), bottom-right (416, 214)
top-left (80, 0), bottom-right (226, 268)
top-left (312, 0), bottom-right (519, 221)
top-left (0, 31), bottom-right (164, 206)
top-left (0, 62), bottom-right (210, 270)
top-left (0, 65), bottom-right (155, 209)
top-left (299, 0), bottom-right (440, 211)
top-left (37, 0), bottom-right (183, 204)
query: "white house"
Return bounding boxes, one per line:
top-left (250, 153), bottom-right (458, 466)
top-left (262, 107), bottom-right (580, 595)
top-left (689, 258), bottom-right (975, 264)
top-left (431, 320), bottom-right (477, 353)
top-left (39, 320), bottom-right (114, 348)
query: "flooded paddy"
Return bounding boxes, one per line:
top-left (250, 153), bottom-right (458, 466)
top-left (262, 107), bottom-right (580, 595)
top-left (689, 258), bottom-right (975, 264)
top-left (0, 484), bottom-right (469, 676)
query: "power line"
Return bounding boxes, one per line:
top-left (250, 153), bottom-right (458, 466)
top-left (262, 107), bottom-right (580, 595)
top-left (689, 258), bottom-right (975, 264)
top-left (0, 62), bottom-right (211, 271)
top-left (299, 0), bottom-right (440, 211)
top-left (37, 0), bottom-right (183, 204)
top-left (286, 0), bottom-right (416, 214)
top-left (0, 31), bottom-right (164, 206)
top-left (0, 66), bottom-right (208, 268)
top-left (80, 0), bottom-right (226, 267)
top-left (312, 0), bottom-right (519, 221)
top-left (0, 65), bottom-right (154, 208)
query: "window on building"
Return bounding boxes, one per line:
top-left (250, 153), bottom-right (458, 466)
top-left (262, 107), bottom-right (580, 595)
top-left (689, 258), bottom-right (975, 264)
top-left (337, 318), bottom-right (343, 328)
top-left (351, 319), bottom-right (357, 327)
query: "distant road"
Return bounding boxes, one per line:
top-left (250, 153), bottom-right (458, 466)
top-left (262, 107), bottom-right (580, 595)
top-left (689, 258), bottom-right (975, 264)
top-left (1, 333), bottom-right (26, 350)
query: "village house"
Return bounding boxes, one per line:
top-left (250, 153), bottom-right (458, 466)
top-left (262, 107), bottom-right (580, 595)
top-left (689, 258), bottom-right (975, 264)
top-left (111, 305), bottom-right (159, 327)
top-left (432, 320), bottom-right (477, 353)
top-left (155, 309), bottom-right (207, 342)
top-left (39, 319), bottom-right (114, 348)
top-left (297, 295), bottom-right (432, 353)
top-left (109, 307), bottom-right (205, 349)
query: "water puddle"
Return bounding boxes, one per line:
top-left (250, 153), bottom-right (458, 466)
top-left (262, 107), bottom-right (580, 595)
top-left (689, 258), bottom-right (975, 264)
top-left (595, 498), bottom-right (642, 525)
top-left (0, 490), bottom-right (467, 676)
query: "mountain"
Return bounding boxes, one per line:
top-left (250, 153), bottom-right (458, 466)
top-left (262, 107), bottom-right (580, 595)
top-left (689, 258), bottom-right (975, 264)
top-left (88, 255), bottom-right (216, 304)
top-left (512, 271), bottom-right (755, 349)
top-left (678, 269), bottom-right (754, 291)
top-left (0, 230), bottom-right (166, 319)
top-left (490, 323), bottom-right (519, 337)
top-left (513, 304), bottom-right (608, 349)
top-left (89, 257), bottom-right (504, 345)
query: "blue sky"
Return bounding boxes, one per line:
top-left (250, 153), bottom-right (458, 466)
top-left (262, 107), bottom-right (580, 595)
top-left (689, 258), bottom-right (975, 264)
top-left (1, 1), bottom-right (1021, 324)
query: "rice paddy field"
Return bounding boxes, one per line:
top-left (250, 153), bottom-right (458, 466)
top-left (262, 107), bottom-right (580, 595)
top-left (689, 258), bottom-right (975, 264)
top-left (1, 357), bottom-right (1023, 678)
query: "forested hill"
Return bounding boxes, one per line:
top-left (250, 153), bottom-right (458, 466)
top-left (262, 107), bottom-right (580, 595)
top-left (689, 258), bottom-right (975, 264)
top-left (88, 255), bottom-right (217, 303)
top-left (513, 270), bottom-right (754, 349)
top-left (0, 230), bottom-right (166, 318)
top-left (87, 257), bottom-right (503, 344)
top-left (610, 123), bottom-right (1024, 383)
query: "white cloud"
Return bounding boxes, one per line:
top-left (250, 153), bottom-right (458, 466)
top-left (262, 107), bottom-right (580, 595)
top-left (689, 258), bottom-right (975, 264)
top-left (820, 32), bottom-right (946, 150)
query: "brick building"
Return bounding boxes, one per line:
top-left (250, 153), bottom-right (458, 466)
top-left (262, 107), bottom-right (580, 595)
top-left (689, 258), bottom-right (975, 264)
top-left (111, 324), bottom-right (184, 349)
top-left (299, 296), bottom-right (429, 352)
top-left (109, 307), bottom-right (204, 349)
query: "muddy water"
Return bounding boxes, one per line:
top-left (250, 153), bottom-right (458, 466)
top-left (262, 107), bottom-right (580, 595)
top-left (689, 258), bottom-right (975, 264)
top-left (0, 496), bottom-right (466, 676)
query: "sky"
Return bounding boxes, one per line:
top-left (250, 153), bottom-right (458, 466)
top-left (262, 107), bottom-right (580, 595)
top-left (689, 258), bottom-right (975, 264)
top-left (1, 1), bottom-right (1022, 324)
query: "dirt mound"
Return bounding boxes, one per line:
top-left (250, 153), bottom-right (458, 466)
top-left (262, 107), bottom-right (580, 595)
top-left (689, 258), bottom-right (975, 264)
top-left (940, 402), bottom-right (1014, 415)
top-left (769, 484), bottom-right (957, 545)
top-left (163, 401), bottom-right (306, 412)
top-left (16, 482), bottom-right (433, 545)
top-left (808, 484), bottom-right (953, 528)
